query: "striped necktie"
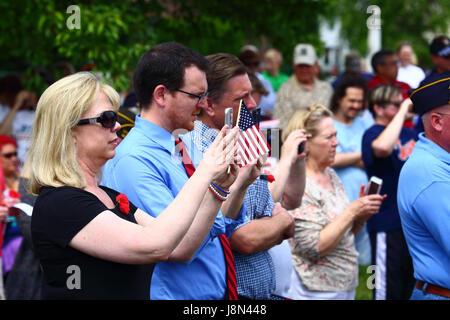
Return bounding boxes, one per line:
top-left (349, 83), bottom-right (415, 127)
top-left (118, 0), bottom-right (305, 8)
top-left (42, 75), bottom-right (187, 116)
top-left (175, 137), bottom-right (238, 300)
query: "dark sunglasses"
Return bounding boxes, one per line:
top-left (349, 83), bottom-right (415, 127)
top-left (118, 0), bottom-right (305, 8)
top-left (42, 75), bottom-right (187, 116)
top-left (2, 152), bottom-right (17, 159)
top-left (77, 110), bottom-right (118, 129)
top-left (175, 89), bottom-right (208, 104)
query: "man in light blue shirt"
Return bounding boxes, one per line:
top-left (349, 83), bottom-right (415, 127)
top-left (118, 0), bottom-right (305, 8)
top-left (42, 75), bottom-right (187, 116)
top-left (102, 42), bottom-right (245, 299)
top-left (330, 76), bottom-right (372, 265)
top-left (398, 72), bottom-right (450, 300)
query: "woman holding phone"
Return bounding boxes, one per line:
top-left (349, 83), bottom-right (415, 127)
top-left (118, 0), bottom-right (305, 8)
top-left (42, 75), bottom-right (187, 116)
top-left (28, 72), bottom-right (239, 299)
top-left (283, 104), bottom-right (386, 300)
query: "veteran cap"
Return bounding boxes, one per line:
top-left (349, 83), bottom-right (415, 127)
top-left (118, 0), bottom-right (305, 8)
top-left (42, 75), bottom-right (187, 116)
top-left (409, 71), bottom-right (450, 115)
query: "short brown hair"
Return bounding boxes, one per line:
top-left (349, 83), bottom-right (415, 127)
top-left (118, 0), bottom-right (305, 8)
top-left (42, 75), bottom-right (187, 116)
top-left (205, 53), bottom-right (248, 102)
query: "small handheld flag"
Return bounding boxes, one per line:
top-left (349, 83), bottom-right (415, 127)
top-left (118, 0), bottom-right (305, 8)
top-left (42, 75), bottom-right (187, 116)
top-left (236, 100), bottom-right (270, 167)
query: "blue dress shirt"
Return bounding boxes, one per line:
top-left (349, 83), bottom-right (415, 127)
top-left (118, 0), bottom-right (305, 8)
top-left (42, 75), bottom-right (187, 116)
top-left (398, 133), bottom-right (450, 289)
top-left (102, 115), bottom-right (246, 299)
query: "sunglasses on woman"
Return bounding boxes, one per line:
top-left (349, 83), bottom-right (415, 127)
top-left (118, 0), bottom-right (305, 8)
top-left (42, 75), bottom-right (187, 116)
top-left (2, 152), bottom-right (17, 159)
top-left (77, 110), bottom-right (118, 129)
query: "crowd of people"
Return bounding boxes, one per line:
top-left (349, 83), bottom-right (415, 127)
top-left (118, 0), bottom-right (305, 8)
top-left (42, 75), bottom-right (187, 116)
top-left (0, 34), bottom-right (448, 301)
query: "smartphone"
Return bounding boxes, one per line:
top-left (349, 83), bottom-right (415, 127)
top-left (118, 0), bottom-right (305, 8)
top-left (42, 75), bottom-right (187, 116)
top-left (224, 107), bottom-right (233, 128)
top-left (366, 176), bottom-right (383, 195)
top-left (224, 108), bottom-right (233, 172)
top-left (298, 142), bottom-right (305, 154)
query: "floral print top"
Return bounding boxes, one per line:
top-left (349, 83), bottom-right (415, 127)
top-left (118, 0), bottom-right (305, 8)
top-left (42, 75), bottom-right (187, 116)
top-left (290, 167), bottom-right (359, 292)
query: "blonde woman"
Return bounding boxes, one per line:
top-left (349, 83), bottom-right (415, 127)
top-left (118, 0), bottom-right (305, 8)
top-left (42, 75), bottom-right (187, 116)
top-left (283, 104), bottom-right (386, 300)
top-left (28, 72), bottom-right (239, 299)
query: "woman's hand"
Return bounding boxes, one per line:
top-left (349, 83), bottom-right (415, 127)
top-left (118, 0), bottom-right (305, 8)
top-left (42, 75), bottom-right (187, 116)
top-left (348, 184), bottom-right (386, 222)
top-left (199, 125), bottom-right (240, 189)
top-left (281, 129), bottom-right (310, 164)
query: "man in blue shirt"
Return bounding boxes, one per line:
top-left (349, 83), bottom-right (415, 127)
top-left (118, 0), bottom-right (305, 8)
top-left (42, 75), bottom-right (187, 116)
top-left (362, 84), bottom-right (417, 300)
top-left (187, 53), bottom-right (307, 299)
top-left (330, 75), bottom-right (373, 266)
top-left (102, 42), bottom-right (246, 299)
top-left (398, 72), bottom-right (450, 300)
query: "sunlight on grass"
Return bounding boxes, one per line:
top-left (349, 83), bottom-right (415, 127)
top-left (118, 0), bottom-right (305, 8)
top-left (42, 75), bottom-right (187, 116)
top-left (356, 265), bottom-right (374, 300)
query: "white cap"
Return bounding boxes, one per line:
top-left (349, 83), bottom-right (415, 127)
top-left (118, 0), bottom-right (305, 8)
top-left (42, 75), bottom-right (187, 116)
top-left (293, 44), bottom-right (317, 66)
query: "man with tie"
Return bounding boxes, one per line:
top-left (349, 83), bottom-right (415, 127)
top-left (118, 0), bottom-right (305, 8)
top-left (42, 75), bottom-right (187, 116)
top-left (102, 42), bottom-right (245, 300)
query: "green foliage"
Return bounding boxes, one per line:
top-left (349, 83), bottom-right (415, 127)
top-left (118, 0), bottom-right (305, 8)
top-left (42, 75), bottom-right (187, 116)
top-left (1, 0), bottom-right (447, 94)
top-left (356, 265), bottom-right (373, 300)
top-left (1, 0), bottom-right (332, 94)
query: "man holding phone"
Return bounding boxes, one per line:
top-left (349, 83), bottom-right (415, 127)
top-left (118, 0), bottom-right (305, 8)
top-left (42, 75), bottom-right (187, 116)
top-left (185, 53), bottom-right (308, 299)
top-left (103, 42), bottom-right (245, 300)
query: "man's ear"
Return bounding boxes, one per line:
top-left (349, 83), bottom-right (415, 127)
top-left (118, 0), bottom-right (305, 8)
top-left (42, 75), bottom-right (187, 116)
top-left (203, 97), bottom-right (216, 117)
top-left (430, 112), bottom-right (444, 132)
top-left (153, 85), bottom-right (167, 107)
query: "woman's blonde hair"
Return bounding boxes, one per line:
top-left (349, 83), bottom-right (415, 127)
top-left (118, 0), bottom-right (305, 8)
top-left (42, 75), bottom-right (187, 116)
top-left (26, 72), bottom-right (120, 195)
top-left (282, 104), bottom-right (332, 142)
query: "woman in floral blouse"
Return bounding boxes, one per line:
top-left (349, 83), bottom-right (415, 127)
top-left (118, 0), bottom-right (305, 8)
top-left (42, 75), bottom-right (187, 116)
top-left (282, 104), bottom-right (385, 300)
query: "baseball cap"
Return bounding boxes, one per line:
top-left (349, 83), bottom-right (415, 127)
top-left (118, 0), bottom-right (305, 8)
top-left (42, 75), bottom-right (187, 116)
top-left (430, 35), bottom-right (450, 57)
top-left (293, 44), bottom-right (317, 66)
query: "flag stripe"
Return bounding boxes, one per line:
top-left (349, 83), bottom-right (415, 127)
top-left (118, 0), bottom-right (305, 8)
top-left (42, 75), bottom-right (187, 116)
top-left (248, 126), bottom-right (266, 155)
top-left (252, 126), bottom-right (270, 153)
top-left (236, 100), bottom-right (271, 167)
top-left (237, 143), bottom-right (250, 165)
top-left (241, 131), bottom-right (258, 160)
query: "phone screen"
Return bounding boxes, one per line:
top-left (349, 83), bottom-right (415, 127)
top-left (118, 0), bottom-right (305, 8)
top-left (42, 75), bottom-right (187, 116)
top-left (367, 181), bottom-right (381, 195)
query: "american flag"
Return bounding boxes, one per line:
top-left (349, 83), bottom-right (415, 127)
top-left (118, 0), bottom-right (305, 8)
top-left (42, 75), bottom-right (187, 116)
top-left (236, 100), bottom-right (270, 167)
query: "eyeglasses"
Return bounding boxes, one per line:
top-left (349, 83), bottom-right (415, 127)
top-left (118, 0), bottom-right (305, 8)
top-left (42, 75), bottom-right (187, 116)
top-left (2, 152), bottom-right (17, 159)
top-left (436, 112), bottom-right (450, 116)
top-left (77, 110), bottom-right (118, 129)
top-left (175, 89), bottom-right (208, 104)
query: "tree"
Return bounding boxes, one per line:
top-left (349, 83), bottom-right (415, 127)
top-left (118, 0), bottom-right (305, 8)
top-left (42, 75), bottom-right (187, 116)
top-left (6, 0), bottom-right (445, 94)
top-left (1, 0), bottom-right (334, 94)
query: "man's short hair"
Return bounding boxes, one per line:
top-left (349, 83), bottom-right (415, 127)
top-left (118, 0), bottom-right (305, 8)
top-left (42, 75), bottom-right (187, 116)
top-left (133, 42), bottom-right (209, 109)
top-left (205, 53), bottom-right (248, 102)
top-left (330, 75), bottom-right (368, 113)
top-left (371, 49), bottom-right (395, 74)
